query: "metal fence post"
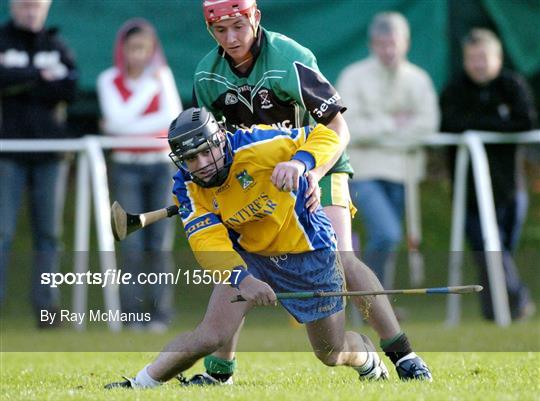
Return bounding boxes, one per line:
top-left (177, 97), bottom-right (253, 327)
top-left (446, 144), bottom-right (468, 326)
top-left (465, 133), bottom-right (511, 326)
top-left (85, 137), bottom-right (122, 332)
top-left (73, 151), bottom-right (91, 331)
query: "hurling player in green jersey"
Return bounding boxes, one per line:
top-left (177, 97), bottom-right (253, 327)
top-left (188, 0), bottom-right (432, 383)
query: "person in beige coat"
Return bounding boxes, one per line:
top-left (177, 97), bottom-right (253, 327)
top-left (336, 12), bottom-right (439, 287)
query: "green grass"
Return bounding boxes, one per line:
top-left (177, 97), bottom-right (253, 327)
top-left (2, 302), bottom-right (540, 352)
top-left (2, 308), bottom-right (539, 400)
top-left (2, 350), bottom-right (539, 401)
top-left (2, 169), bottom-right (539, 400)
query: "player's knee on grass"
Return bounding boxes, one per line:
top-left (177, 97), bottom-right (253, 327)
top-left (313, 350), bottom-right (344, 367)
top-left (311, 335), bottom-right (346, 367)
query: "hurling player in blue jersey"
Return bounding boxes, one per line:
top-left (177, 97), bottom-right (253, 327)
top-left (105, 107), bottom-right (390, 389)
top-left (188, 0), bottom-right (432, 383)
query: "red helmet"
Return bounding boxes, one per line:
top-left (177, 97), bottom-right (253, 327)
top-left (203, 0), bottom-right (257, 24)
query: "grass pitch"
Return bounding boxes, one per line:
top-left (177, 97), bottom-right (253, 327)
top-left (2, 350), bottom-right (539, 401)
top-left (2, 181), bottom-right (539, 400)
top-left (2, 309), bottom-right (539, 401)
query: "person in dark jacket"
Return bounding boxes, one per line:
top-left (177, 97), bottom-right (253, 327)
top-left (440, 28), bottom-right (537, 321)
top-left (0, 0), bottom-right (78, 327)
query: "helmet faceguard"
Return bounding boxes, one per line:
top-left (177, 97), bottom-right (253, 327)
top-left (168, 107), bottom-right (231, 188)
top-left (203, 0), bottom-right (259, 37)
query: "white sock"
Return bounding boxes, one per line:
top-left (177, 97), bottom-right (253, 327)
top-left (396, 352), bottom-right (417, 367)
top-left (134, 364), bottom-right (161, 388)
top-left (354, 352), bottom-right (374, 374)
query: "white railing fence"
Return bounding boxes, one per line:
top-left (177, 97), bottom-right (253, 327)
top-left (444, 130), bottom-right (540, 326)
top-left (1, 136), bottom-right (164, 331)
top-left (1, 130), bottom-right (539, 329)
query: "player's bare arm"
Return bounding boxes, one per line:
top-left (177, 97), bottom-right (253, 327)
top-left (303, 113), bottom-right (351, 210)
top-left (309, 112), bottom-right (350, 181)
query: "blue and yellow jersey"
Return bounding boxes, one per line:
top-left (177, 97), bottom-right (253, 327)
top-left (173, 124), bottom-right (339, 271)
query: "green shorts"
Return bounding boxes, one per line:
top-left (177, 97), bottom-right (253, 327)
top-left (319, 173), bottom-right (356, 217)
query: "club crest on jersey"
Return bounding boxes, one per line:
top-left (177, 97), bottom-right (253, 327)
top-left (236, 170), bottom-right (254, 190)
top-left (258, 89), bottom-right (273, 109)
top-left (225, 93), bottom-right (238, 105)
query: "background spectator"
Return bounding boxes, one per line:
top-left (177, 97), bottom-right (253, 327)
top-left (0, 0), bottom-right (78, 327)
top-left (336, 12), bottom-right (439, 288)
top-left (96, 18), bottom-right (182, 332)
top-left (440, 28), bottom-right (537, 321)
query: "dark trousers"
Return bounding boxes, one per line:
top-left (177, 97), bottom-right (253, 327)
top-left (0, 158), bottom-right (69, 316)
top-left (465, 192), bottom-right (530, 320)
top-left (110, 161), bottom-right (175, 323)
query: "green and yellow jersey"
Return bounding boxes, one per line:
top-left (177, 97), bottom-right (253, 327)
top-left (193, 28), bottom-right (353, 177)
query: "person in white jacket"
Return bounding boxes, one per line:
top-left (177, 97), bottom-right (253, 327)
top-left (336, 12), bottom-right (439, 287)
top-left (97, 18), bottom-right (182, 332)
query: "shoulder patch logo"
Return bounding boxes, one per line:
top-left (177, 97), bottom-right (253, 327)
top-left (235, 170), bottom-right (255, 190)
top-left (225, 92), bottom-right (238, 105)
